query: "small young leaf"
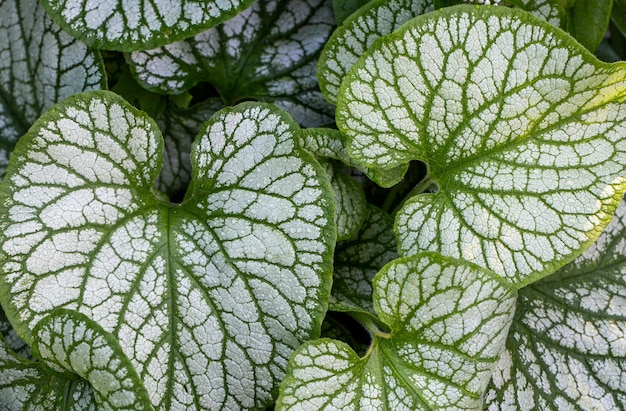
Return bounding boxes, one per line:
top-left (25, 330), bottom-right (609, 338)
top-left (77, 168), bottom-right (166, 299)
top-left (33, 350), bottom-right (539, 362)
top-left (318, 0), bottom-right (433, 104)
top-left (32, 309), bottom-right (152, 410)
top-left (0, 91), bottom-right (336, 409)
top-left (338, 5), bottom-right (626, 285)
top-left (38, 0), bottom-right (257, 51)
top-left (128, 0), bottom-right (336, 127)
top-left (0, 333), bottom-right (96, 410)
top-left (300, 127), bottom-right (407, 187)
top-left (277, 253), bottom-right (517, 410)
top-left (0, 0), bottom-right (105, 178)
top-left (486, 198), bottom-right (626, 410)
top-left (332, 205), bottom-right (397, 313)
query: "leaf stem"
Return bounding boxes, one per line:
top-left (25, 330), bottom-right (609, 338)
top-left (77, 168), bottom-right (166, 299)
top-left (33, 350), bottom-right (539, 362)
top-left (391, 175), bottom-right (437, 216)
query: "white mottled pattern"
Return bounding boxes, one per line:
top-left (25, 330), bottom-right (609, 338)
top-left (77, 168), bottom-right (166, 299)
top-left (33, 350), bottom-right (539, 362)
top-left (486, 199), bottom-right (626, 410)
top-left (40, 0), bottom-right (256, 50)
top-left (279, 253), bottom-right (516, 410)
top-left (337, 6), bottom-right (626, 284)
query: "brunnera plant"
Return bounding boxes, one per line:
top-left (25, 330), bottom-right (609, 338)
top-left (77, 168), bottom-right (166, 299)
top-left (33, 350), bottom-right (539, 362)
top-left (1, 0), bottom-right (626, 410)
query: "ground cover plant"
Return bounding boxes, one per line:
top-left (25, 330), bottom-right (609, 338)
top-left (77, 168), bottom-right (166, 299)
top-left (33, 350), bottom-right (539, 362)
top-left (1, 0), bottom-right (626, 409)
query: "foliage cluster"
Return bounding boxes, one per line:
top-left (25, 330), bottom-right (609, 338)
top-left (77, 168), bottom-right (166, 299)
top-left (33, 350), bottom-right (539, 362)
top-left (2, 0), bottom-right (626, 409)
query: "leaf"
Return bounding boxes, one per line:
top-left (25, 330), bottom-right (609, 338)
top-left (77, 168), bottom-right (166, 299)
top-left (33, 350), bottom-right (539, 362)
top-left (317, 0), bottom-right (433, 104)
top-left (0, 332), bottom-right (96, 410)
top-left (300, 127), bottom-right (407, 187)
top-left (331, 205), bottom-right (397, 313)
top-left (0, 91), bottom-right (336, 409)
top-left (324, 160), bottom-right (368, 241)
top-left (38, 0), bottom-right (257, 51)
top-left (32, 309), bottom-right (152, 410)
top-left (277, 253), bottom-right (517, 410)
top-left (508, 0), bottom-right (567, 28)
top-left (337, 5), bottom-right (626, 285)
top-left (128, 0), bottom-right (336, 127)
top-left (486, 198), bottom-right (626, 410)
top-left (0, 0), bottom-right (105, 179)
top-left (566, 0), bottom-right (613, 52)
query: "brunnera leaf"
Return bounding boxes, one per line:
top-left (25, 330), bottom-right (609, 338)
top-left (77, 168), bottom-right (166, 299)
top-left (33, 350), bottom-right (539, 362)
top-left (0, 331), bottom-right (96, 410)
top-left (331, 205), bottom-right (397, 314)
top-left (38, 0), bottom-right (258, 51)
top-left (486, 198), bottom-right (626, 410)
top-left (0, 90), bottom-right (336, 410)
top-left (277, 253), bottom-right (517, 410)
top-left (318, 0), bottom-right (433, 105)
top-left (0, 0), bottom-right (105, 179)
top-left (337, 5), bottom-right (626, 285)
top-left (128, 0), bottom-right (336, 127)
top-left (32, 309), bottom-right (152, 410)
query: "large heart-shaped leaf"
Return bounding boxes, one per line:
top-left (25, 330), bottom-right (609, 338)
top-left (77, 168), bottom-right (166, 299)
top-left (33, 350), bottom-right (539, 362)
top-left (277, 253), bottom-right (517, 410)
top-left (0, 0), bottom-right (105, 178)
top-left (128, 0), bottom-right (336, 128)
top-left (0, 331), bottom-right (96, 410)
top-left (486, 198), bottom-right (626, 410)
top-left (0, 91), bottom-right (336, 409)
top-left (337, 5), bottom-right (626, 285)
top-left (38, 0), bottom-right (257, 51)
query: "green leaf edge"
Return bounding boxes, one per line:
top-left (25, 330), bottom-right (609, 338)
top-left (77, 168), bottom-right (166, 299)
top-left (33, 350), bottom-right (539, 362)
top-left (31, 308), bottom-right (153, 410)
top-left (38, 0), bottom-right (258, 52)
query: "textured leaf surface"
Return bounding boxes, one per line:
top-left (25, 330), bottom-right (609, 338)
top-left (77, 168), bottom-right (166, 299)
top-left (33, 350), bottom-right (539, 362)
top-left (325, 161), bottom-right (367, 240)
top-left (486, 198), bottom-right (626, 410)
top-left (0, 91), bottom-right (335, 409)
top-left (0, 333), bottom-right (96, 410)
top-left (39, 0), bottom-right (257, 51)
top-left (32, 310), bottom-right (152, 410)
top-left (318, 0), bottom-right (433, 104)
top-left (338, 5), bottom-right (626, 284)
top-left (278, 253), bottom-right (516, 410)
top-left (300, 127), bottom-right (407, 187)
top-left (331, 205), bottom-right (397, 313)
top-left (128, 0), bottom-right (335, 127)
top-left (0, 0), bottom-right (105, 178)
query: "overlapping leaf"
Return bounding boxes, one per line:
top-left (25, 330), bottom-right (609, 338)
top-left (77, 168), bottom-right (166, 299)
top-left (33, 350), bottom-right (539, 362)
top-left (0, 0), bottom-right (105, 178)
top-left (0, 332), bottom-right (96, 410)
top-left (318, 0), bottom-right (433, 104)
top-left (277, 253), bottom-right (517, 410)
top-left (331, 205), bottom-right (397, 313)
top-left (128, 0), bottom-right (336, 127)
top-left (0, 306), bottom-right (30, 359)
top-left (337, 5), bottom-right (626, 285)
top-left (38, 0), bottom-right (257, 51)
top-left (486, 198), bottom-right (626, 410)
top-left (0, 91), bottom-right (335, 409)
top-left (32, 310), bottom-right (152, 410)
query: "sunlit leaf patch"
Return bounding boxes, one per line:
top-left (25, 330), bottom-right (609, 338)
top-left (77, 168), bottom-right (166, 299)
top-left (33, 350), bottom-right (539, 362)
top-left (338, 5), bottom-right (626, 285)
